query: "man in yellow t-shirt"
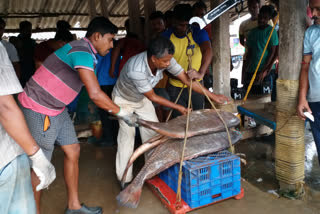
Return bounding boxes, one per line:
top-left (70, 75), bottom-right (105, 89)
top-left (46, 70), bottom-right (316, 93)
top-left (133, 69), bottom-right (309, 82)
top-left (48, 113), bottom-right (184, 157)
top-left (162, 4), bottom-right (213, 118)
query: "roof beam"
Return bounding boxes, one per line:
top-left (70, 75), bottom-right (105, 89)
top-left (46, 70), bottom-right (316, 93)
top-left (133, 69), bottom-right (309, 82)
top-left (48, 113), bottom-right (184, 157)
top-left (100, 0), bottom-right (109, 17)
top-left (88, 0), bottom-right (97, 20)
top-left (36, 0), bottom-right (50, 29)
top-left (67, 0), bottom-right (86, 23)
top-left (109, 0), bottom-right (121, 15)
top-left (3, 0), bottom-right (9, 15)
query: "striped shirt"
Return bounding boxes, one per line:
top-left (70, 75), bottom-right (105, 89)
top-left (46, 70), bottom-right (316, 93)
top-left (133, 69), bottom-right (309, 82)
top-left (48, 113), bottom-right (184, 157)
top-left (18, 38), bottom-right (97, 116)
top-left (0, 42), bottom-right (24, 169)
top-left (113, 51), bottom-right (183, 102)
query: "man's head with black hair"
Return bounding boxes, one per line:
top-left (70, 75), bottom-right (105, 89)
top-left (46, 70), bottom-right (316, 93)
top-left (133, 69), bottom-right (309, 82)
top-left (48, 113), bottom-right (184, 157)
top-left (85, 16), bottom-right (118, 56)
top-left (270, 0), bottom-right (279, 10)
top-left (147, 36), bottom-right (175, 69)
top-left (309, 0), bottom-right (320, 25)
top-left (54, 30), bottom-right (74, 43)
top-left (0, 18), bottom-right (6, 38)
top-left (172, 4), bottom-right (193, 37)
top-left (164, 10), bottom-right (174, 29)
top-left (123, 17), bottom-right (145, 37)
top-left (149, 11), bottom-right (165, 36)
top-left (19, 20), bottom-right (32, 38)
top-left (248, 0), bottom-right (260, 20)
top-left (56, 20), bottom-right (71, 31)
top-left (173, 4), bottom-right (193, 22)
top-left (192, 1), bottom-right (207, 18)
top-left (258, 5), bottom-right (274, 28)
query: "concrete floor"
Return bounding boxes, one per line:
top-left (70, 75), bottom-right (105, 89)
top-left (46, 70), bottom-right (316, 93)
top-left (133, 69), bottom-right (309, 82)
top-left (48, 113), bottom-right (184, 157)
top-left (40, 138), bottom-right (320, 214)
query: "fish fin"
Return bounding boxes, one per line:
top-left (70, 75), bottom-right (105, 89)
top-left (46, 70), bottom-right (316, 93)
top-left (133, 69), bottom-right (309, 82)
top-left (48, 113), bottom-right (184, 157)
top-left (116, 184), bottom-right (142, 208)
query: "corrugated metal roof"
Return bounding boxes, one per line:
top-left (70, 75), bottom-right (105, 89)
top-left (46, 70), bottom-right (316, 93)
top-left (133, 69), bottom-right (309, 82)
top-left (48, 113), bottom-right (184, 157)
top-left (1, 0), bottom-right (250, 32)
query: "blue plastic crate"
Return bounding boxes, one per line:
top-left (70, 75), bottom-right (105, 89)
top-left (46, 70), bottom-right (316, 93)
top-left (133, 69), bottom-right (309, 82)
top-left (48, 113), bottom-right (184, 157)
top-left (159, 150), bottom-right (241, 208)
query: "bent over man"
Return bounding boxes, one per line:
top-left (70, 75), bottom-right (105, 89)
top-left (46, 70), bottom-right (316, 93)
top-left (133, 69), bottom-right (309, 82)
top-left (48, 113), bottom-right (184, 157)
top-left (18, 17), bottom-right (136, 214)
top-left (113, 36), bottom-right (229, 187)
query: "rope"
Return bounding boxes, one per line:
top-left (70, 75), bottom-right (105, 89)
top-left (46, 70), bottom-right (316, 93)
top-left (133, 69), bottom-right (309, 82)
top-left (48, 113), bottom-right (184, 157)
top-left (274, 79), bottom-right (305, 189)
top-left (174, 29), bottom-right (234, 208)
top-left (175, 80), bottom-right (193, 206)
top-left (195, 81), bottom-right (235, 154)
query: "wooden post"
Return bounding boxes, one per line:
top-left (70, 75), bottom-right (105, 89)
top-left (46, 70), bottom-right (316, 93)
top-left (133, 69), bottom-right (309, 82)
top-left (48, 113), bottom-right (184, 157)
top-left (278, 1), bottom-right (306, 81)
top-left (100, 0), bottom-right (109, 18)
top-left (210, 0), bottom-right (231, 97)
top-left (144, 0), bottom-right (156, 43)
top-left (128, 0), bottom-right (143, 39)
top-left (275, 0), bottom-right (307, 193)
top-left (88, 0), bottom-right (97, 21)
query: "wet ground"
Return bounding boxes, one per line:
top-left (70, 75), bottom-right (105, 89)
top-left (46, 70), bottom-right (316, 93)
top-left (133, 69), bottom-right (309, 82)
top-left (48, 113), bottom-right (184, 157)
top-left (40, 124), bottom-right (320, 214)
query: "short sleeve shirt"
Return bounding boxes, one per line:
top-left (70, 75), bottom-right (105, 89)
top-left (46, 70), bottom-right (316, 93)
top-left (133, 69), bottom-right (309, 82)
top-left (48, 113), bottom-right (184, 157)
top-left (303, 24), bottom-right (320, 102)
top-left (162, 26), bottom-right (210, 88)
top-left (1, 40), bottom-right (19, 63)
top-left (0, 43), bottom-right (24, 169)
top-left (246, 25), bottom-right (279, 74)
top-left (18, 38), bottom-right (97, 116)
top-left (113, 51), bottom-right (183, 102)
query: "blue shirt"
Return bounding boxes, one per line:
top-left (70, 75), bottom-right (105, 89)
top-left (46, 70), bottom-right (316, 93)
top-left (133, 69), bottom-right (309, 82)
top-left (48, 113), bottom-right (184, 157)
top-left (96, 50), bottom-right (120, 86)
top-left (304, 24), bottom-right (320, 102)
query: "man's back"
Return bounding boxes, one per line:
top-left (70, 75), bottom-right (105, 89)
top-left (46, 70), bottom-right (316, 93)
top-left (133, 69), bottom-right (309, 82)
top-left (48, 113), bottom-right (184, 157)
top-left (18, 38), bottom-right (97, 116)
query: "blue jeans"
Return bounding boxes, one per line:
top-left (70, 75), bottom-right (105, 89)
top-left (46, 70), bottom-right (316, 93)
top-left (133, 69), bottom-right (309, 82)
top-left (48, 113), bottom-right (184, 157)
top-left (0, 154), bottom-right (36, 214)
top-left (309, 102), bottom-right (320, 165)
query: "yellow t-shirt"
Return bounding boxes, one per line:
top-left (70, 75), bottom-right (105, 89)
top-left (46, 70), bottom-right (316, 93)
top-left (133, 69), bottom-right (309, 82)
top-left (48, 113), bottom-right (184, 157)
top-left (169, 32), bottom-right (202, 88)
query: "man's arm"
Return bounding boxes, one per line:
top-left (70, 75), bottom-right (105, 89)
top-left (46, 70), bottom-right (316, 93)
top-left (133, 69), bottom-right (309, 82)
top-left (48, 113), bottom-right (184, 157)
top-left (197, 41), bottom-right (213, 79)
top-left (297, 55), bottom-right (312, 120)
top-left (143, 90), bottom-right (188, 115)
top-left (258, 45), bottom-right (278, 83)
top-left (78, 68), bottom-right (120, 114)
top-left (177, 71), bottom-right (230, 104)
top-left (0, 94), bottom-right (39, 155)
top-left (0, 94), bottom-right (56, 191)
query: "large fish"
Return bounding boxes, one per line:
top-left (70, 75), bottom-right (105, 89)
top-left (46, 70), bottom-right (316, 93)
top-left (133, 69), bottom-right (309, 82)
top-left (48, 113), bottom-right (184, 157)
top-left (137, 109), bottom-right (240, 138)
top-left (116, 130), bottom-right (242, 208)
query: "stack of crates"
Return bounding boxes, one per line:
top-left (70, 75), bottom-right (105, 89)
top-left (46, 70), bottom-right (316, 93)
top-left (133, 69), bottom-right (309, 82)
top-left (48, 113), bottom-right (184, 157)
top-left (159, 150), bottom-right (241, 208)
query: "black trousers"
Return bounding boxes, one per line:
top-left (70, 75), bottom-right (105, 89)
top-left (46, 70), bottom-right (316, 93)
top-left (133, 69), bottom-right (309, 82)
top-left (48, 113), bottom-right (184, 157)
top-left (167, 83), bottom-right (204, 119)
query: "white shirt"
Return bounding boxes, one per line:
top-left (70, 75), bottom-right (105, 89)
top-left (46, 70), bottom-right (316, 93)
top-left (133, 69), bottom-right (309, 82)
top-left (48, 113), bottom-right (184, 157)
top-left (113, 51), bottom-right (183, 102)
top-left (0, 42), bottom-right (24, 169)
top-left (1, 40), bottom-right (19, 63)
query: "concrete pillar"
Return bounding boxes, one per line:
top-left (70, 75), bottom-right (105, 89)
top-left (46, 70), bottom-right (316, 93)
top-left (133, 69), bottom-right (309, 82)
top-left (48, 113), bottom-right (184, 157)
top-left (210, 0), bottom-right (231, 97)
top-left (128, 0), bottom-right (143, 39)
top-left (88, 0), bottom-right (97, 20)
top-left (275, 0), bottom-right (307, 195)
top-left (144, 0), bottom-right (156, 43)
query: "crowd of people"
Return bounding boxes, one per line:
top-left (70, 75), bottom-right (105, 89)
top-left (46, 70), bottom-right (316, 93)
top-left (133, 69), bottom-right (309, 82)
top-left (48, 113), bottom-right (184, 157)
top-left (0, 0), bottom-right (319, 213)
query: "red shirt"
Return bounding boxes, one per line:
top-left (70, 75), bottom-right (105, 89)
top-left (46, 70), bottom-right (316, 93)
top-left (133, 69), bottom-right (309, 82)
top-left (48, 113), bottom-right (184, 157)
top-left (119, 37), bottom-right (146, 72)
top-left (34, 39), bottom-right (56, 62)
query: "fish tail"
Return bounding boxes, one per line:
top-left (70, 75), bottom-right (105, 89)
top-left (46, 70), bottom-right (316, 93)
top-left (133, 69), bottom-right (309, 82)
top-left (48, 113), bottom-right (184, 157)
top-left (116, 184), bottom-right (142, 208)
